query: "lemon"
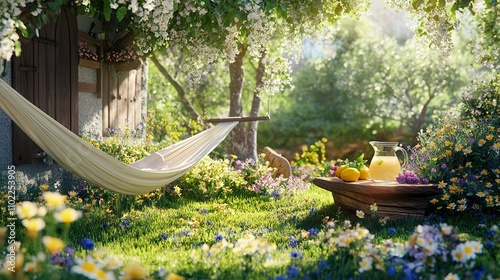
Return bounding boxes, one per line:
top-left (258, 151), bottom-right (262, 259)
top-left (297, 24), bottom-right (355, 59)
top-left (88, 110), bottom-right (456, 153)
top-left (359, 165), bottom-right (369, 180)
top-left (335, 165), bottom-right (348, 178)
top-left (341, 167), bottom-right (360, 182)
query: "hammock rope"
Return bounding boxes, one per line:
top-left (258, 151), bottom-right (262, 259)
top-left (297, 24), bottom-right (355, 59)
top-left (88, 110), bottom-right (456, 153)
top-left (0, 79), bottom-right (237, 195)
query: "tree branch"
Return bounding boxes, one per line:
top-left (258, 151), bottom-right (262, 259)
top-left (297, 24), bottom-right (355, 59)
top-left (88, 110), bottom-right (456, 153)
top-left (150, 55), bottom-right (203, 123)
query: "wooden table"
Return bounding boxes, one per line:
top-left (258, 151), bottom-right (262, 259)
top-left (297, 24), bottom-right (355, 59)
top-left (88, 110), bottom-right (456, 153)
top-left (313, 177), bottom-right (442, 218)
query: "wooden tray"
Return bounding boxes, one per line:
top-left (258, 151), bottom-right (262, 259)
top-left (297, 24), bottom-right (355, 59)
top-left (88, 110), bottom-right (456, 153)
top-left (313, 177), bottom-right (442, 218)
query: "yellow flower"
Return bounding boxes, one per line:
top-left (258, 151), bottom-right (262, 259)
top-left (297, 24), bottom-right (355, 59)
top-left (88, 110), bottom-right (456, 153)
top-left (486, 134), bottom-right (493, 141)
top-left (476, 191), bottom-right (486, 198)
top-left (54, 208), bottom-right (82, 224)
top-left (43, 192), bottom-right (66, 208)
top-left (68, 191), bottom-right (78, 198)
top-left (40, 184), bottom-right (50, 191)
top-left (166, 273), bottom-right (185, 280)
top-left (22, 218), bottom-right (46, 237)
top-left (16, 201), bottom-right (38, 219)
top-left (370, 203), bottom-right (378, 212)
top-left (465, 162), bottom-right (472, 168)
top-left (438, 181), bottom-right (447, 188)
top-left (42, 236), bottom-right (65, 255)
top-left (71, 257), bottom-right (100, 278)
top-left (447, 203), bottom-right (456, 210)
top-left (478, 139), bottom-right (486, 146)
top-left (430, 198), bottom-right (439, 204)
top-left (442, 194), bottom-right (450, 200)
top-left (122, 262), bottom-right (148, 280)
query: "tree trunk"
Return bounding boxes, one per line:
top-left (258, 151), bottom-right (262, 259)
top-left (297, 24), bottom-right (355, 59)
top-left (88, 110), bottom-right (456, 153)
top-left (247, 51), bottom-right (267, 161)
top-left (229, 45), bottom-right (247, 159)
top-left (150, 56), bottom-right (204, 131)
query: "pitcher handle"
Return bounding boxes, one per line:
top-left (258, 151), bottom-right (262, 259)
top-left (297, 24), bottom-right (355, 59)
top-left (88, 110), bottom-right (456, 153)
top-left (395, 146), bottom-right (408, 168)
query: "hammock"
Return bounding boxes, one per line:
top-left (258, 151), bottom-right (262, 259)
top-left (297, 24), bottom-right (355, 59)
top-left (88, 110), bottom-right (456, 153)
top-left (0, 79), bottom-right (238, 195)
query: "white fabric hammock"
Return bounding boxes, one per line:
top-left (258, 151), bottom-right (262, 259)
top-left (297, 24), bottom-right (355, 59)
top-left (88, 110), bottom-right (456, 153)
top-left (0, 79), bottom-right (237, 195)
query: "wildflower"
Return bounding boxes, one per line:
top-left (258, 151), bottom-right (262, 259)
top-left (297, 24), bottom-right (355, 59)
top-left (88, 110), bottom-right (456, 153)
top-left (16, 201), bottom-right (38, 219)
top-left (290, 250), bottom-right (303, 259)
top-left (43, 192), bottom-right (66, 208)
top-left (336, 234), bottom-right (350, 247)
top-left (440, 224), bottom-right (454, 235)
top-left (68, 191), bottom-right (78, 198)
top-left (122, 262), bottom-right (148, 280)
top-left (308, 228), bottom-right (319, 236)
top-left (451, 245), bottom-right (467, 263)
top-left (22, 218), bottom-right (46, 237)
top-left (430, 198), bottom-right (439, 204)
top-left (370, 203), bottom-right (378, 212)
top-left (159, 234), bottom-right (168, 240)
top-left (287, 265), bottom-right (299, 278)
top-left (438, 181), bottom-right (447, 188)
top-left (476, 192), bottom-right (486, 198)
top-left (289, 236), bottom-right (298, 248)
top-left (356, 210), bottom-right (365, 219)
top-left (358, 256), bottom-right (373, 272)
top-left (71, 256), bottom-right (100, 279)
top-left (40, 183), bottom-right (50, 191)
top-left (388, 227), bottom-right (396, 234)
top-left (81, 238), bottom-right (95, 251)
top-left (54, 208), bottom-right (82, 224)
top-left (215, 234), bottom-right (223, 242)
top-left (102, 255), bottom-right (122, 270)
top-left (166, 273), bottom-right (185, 280)
top-left (42, 236), bottom-right (65, 255)
top-left (444, 273), bottom-right (460, 280)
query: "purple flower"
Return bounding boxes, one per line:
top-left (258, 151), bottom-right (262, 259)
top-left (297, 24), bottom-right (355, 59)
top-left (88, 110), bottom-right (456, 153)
top-left (288, 266), bottom-right (299, 277)
top-left (308, 228), bottom-right (319, 236)
top-left (289, 236), bottom-right (298, 248)
top-left (430, 168), bottom-right (437, 173)
top-left (290, 250), bottom-right (303, 259)
top-left (440, 163), bottom-right (447, 169)
top-left (81, 238), bottom-right (94, 250)
top-left (215, 234), bottom-right (223, 242)
top-left (160, 234), bottom-right (169, 240)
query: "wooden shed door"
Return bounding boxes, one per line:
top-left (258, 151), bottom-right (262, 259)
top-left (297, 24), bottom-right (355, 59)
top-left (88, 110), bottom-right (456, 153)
top-left (12, 8), bottom-right (78, 165)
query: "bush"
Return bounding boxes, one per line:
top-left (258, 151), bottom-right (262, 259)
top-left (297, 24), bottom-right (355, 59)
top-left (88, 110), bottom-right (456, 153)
top-left (408, 73), bottom-right (500, 213)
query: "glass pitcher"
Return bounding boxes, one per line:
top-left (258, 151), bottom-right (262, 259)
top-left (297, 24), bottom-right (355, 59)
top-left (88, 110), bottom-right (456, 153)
top-left (368, 141), bottom-right (408, 182)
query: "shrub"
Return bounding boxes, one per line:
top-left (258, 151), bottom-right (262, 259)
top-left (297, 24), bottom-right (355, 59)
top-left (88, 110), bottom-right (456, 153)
top-left (408, 73), bottom-right (500, 213)
top-left (291, 138), bottom-right (333, 179)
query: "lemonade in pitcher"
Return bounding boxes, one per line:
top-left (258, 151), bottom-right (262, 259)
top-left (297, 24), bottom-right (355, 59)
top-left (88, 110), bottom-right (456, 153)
top-left (368, 142), bottom-right (408, 182)
top-left (369, 156), bottom-right (403, 181)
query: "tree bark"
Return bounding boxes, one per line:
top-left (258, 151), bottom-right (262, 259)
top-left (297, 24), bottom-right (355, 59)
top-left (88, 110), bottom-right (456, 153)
top-left (150, 56), bottom-right (203, 126)
top-left (247, 51), bottom-right (267, 161)
top-left (229, 44), bottom-right (247, 159)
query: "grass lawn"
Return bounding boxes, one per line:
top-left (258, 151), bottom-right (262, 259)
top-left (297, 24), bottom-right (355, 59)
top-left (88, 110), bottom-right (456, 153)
top-left (56, 185), bottom-right (499, 279)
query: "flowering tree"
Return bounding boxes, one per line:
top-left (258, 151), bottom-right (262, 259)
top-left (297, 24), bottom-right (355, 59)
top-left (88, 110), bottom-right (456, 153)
top-left (0, 0), bottom-right (497, 160)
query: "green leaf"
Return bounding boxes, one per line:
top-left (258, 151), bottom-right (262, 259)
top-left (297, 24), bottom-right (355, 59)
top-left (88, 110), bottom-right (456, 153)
top-left (411, 0), bottom-right (424, 9)
top-left (14, 41), bottom-right (22, 57)
top-left (117, 7), bottom-right (127, 22)
top-left (104, 0), bottom-right (112, 21)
